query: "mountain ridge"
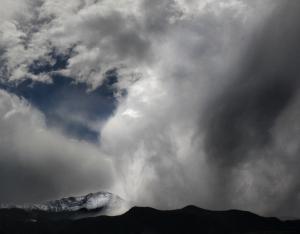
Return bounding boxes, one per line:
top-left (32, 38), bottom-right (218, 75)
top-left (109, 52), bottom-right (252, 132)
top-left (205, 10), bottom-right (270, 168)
top-left (0, 204), bottom-right (300, 233)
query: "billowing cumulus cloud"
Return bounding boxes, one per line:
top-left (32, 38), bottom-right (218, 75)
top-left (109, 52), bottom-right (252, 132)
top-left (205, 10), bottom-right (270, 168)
top-left (1, 0), bottom-right (300, 218)
top-left (0, 90), bottom-right (114, 204)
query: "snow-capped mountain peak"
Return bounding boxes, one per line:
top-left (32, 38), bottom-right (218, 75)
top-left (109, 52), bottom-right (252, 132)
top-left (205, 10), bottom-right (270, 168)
top-left (1, 191), bottom-right (130, 218)
top-left (41, 192), bottom-right (115, 211)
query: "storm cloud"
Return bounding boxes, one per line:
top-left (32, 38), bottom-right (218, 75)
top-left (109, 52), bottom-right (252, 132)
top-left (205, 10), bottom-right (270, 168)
top-left (201, 1), bottom-right (300, 216)
top-left (204, 1), bottom-right (300, 167)
top-left (1, 0), bottom-right (300, 218)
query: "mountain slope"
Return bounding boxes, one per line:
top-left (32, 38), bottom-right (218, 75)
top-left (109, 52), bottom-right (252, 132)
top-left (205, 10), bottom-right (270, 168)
top-left (0, 205), bottom-right (300, 234)
top-left (0, 191), bottom-right (130, 219)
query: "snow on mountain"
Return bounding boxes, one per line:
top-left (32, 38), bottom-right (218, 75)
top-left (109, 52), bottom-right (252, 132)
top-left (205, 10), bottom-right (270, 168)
top-left (1, 192), bottom-right (131, 217)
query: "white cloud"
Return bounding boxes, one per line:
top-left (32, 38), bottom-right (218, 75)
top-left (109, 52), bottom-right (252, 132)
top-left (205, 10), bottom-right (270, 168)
top-left (0, 90), bottom-right (115, 204)
top-left (0, 0), bottom-right (268, 86)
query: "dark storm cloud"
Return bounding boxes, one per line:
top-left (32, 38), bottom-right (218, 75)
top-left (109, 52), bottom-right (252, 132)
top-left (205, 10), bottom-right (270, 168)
top-left (203, 1), bottom-right (300, 167)
top-left (194, 1), bottom-right (300, 217)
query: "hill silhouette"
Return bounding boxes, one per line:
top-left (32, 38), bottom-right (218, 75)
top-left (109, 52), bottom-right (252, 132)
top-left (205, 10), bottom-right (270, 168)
top-left (0, 205), bottom-right (300, 234)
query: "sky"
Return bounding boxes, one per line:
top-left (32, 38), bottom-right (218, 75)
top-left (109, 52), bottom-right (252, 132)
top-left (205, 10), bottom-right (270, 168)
top-left (0, 0), bottom-right (300, 217)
